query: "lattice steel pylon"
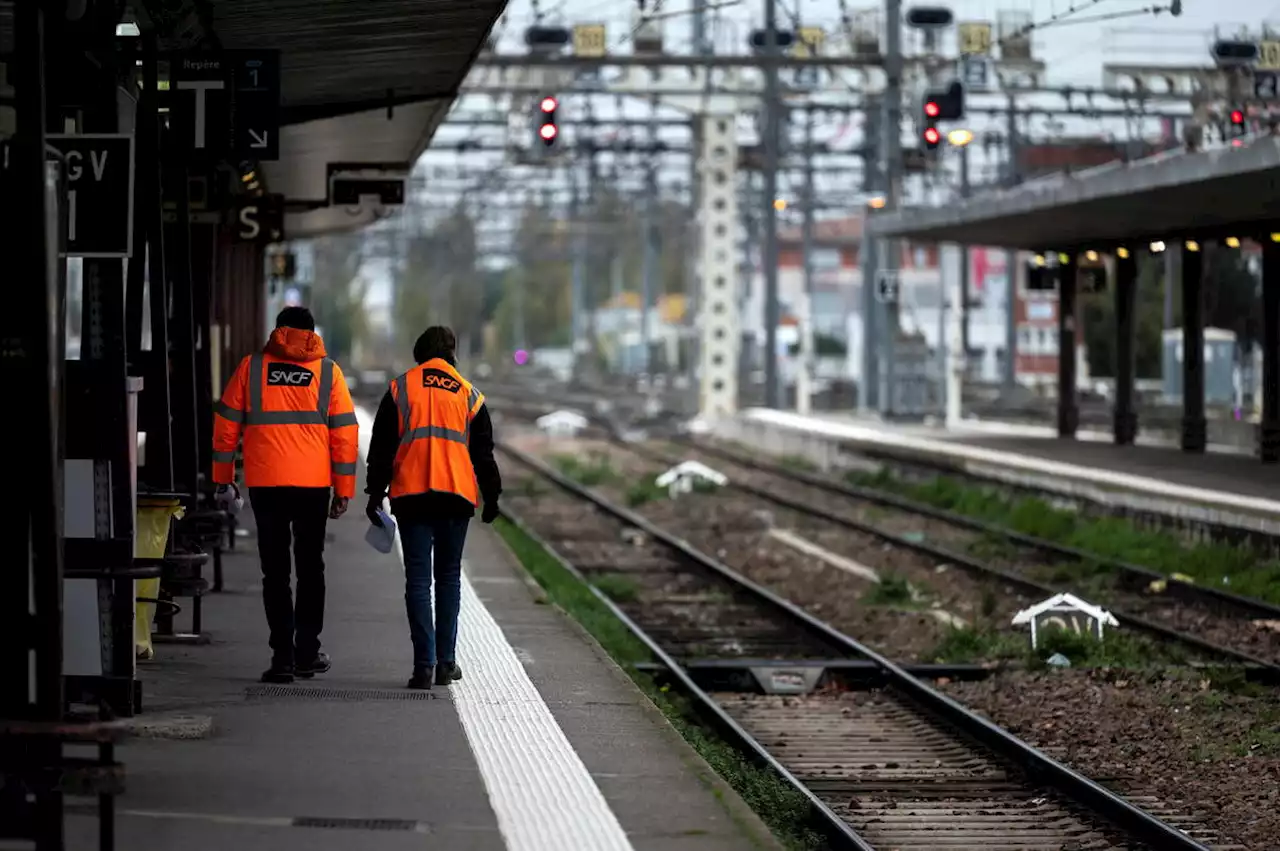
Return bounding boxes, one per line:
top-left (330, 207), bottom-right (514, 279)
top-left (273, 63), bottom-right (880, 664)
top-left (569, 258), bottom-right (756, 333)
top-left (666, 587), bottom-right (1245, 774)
top-left (696, 113), bottom-right (739, 419)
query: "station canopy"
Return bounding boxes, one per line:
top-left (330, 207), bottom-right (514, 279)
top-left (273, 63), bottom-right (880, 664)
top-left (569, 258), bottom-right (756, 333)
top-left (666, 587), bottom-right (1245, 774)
top-left (196, 0), bottom-right (505, 237)
top-left (870, 137), bottom-right (1280, 251)
top-left (0, 1), bottom-right (504, 238)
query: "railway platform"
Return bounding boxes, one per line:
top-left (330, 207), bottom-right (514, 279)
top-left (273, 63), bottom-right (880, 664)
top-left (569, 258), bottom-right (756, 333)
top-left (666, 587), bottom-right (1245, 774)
top-left (723, 408), bottom-right (1280, 539)
top-left (63, 466), bottom-right (778, 850)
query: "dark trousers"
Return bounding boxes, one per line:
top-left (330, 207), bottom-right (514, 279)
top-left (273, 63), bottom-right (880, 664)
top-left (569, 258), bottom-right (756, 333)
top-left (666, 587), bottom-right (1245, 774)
top-left (249, 486), bottom-right (330, 666)
top-left (399, 516), bottom-right (470, 670)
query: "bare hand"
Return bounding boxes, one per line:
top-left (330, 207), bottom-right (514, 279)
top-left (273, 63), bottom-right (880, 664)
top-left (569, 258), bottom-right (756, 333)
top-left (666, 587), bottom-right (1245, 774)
top-left (329, 495), bottom-right (350, 519)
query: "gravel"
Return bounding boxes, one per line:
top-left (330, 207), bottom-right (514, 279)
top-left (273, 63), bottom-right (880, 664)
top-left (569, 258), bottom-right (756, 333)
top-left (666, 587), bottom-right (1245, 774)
top-left (939, 669), bottom-right (1280, 850)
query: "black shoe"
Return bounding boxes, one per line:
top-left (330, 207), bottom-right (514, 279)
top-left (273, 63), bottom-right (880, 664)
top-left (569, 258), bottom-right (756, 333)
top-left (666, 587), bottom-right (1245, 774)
top-left (295, 652), bottom-right (331, 679)
top-left (435, 662), bottom-right (462, 686)
top-left (261, 663), bottom-right (295, 684)
top-left (407, 667), bottom-right (434, 690)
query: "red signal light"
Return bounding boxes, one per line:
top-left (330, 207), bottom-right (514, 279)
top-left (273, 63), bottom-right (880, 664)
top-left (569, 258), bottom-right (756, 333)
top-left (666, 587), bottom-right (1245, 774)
top-left (924, 101), bottom-right (940, 118)
top-left (1230, 109), bottom-right (1244, 124)
top-left (923, 127), bottom-right (941, 145)
top-left (540, 96), bottom-right (558, 113)
top-left (539, 123), bottom-right (557, 141)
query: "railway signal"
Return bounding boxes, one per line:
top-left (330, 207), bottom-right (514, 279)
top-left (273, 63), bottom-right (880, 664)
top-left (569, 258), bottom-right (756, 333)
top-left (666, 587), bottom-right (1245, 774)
top-left (537, 96), bottom-right (558, 146)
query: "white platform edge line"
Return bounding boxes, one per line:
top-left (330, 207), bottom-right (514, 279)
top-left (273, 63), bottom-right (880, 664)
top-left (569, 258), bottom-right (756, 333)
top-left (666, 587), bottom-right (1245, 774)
top-left (742, 407), bottom-right (1280, 516)
top-left (354, 407), bottom-right (635, 851)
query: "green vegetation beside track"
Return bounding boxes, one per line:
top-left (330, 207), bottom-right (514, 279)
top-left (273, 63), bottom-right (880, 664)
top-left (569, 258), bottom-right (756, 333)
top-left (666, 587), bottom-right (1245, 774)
top-left (492, 516), bottom-right (824, 851)
top-left (848, 470), bottom-right (1280, 607)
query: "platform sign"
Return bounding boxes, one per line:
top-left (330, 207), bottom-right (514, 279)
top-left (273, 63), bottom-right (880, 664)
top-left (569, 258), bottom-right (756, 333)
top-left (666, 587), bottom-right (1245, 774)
top-left (171, 50), bottom-right (281, 161)
top-left (793, 26), bottom-right (825, 58)
top-left (961, 55), bottom-right (993, 92)
top-left (1259, 40), bottom-right (1280, 70)
top-left (1255, 70), bottom-right (1279, 100)
top-left (46, 134), bottom-right (134, 258)
top-left (233, 193), bottom-right (284, 244)
top-left (572, 23), bottom-right (606, 57)
top-left (875, 270), bottom-right (900, 304)
top-left (958, 21), bottom-right (993, 56)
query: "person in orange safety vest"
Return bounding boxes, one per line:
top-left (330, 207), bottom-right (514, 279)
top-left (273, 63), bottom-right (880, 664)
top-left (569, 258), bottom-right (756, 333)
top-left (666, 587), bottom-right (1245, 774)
top-left (364, 326), bottom-right (501, 690)
top-left (212, 306), bottom-right (358, 684)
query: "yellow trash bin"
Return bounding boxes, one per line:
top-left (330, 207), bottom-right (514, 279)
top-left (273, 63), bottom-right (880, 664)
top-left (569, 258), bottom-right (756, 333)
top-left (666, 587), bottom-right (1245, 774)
top-left (135, 498), bottom-right (185, 659)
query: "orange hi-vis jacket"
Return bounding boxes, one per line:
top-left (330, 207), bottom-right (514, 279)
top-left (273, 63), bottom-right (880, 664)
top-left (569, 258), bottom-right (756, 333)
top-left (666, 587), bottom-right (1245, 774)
top-left (212, 328), bottom-right (358, 498)
top-left (389, 358), bottom-right (485, 504)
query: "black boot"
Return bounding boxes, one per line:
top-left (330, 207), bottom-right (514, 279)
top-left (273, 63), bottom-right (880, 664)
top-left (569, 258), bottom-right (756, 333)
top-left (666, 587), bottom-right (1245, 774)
top-left (435, 662), bottom-right (462, 686)
top-left (407, 667), bottom-right (434, 690)
top-left (261, 661), bottom-right (295, 684)
top-left (295, 652), bottom-right (332, 679)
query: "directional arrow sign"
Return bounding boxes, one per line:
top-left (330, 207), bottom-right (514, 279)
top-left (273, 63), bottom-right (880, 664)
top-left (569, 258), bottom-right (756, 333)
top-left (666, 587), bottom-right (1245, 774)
top-left (232, 51), bottom-right (281, 160)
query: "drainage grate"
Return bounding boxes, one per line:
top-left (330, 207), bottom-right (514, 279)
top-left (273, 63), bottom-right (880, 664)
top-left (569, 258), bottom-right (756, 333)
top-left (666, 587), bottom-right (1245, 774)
top-left (245, 685), bottom-right (439, 702)
top-left (292, 816), bottom-right (424, 832)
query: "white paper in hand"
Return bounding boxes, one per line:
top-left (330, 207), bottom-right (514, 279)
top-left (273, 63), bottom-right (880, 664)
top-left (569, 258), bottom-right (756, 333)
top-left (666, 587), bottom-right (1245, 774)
top-left (364, 508), bottom-right (397, 554)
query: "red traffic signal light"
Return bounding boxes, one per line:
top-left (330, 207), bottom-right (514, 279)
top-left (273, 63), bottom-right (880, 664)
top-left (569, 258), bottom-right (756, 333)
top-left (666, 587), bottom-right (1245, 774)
top-left (539, 123), bottom-right (558, 141)
top-left (1230, 109), bottom-right (1244, 124)
top-left (924, 100), bottom-right (940, 118)
top-left (540, 96), bottom-right (558, 113)
top-left (923, 126), bottom-right (941, 147)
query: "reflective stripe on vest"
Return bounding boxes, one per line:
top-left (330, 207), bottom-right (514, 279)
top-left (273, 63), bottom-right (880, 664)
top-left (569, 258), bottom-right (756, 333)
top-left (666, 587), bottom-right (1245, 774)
top-left (244, 353), bottom-right (334, 426)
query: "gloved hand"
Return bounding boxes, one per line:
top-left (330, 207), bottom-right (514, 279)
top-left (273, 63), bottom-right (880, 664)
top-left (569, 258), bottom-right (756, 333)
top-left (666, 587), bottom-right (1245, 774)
top-left (215, 483), bottom-right (243, 514)
top-left (481, 501), bottom-right (500, 524)
top-left (366, 494), bottom-right (385, 526)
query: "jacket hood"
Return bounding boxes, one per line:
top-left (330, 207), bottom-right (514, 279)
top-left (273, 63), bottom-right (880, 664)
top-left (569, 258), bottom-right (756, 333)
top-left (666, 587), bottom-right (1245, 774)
top-left (265, 327), bottom-right (327, 361)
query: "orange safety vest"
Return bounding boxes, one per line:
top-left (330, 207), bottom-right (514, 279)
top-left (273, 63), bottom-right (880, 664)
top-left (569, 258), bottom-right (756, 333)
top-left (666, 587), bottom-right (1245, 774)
top-left (212, 328), bottom-right (358, 498)
top-left (389, 358), bottom-right (485, 504)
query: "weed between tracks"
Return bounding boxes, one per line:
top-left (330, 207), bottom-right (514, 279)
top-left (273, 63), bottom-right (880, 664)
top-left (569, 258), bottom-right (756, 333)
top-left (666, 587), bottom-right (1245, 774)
top-left (492, 517), bottom-right (823, 851)
top-left (848, 470), bottom-right (1280, 606)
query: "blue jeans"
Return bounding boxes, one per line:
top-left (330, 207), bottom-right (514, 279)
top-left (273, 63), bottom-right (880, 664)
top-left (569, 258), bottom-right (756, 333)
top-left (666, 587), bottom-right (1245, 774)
top-left (400, 516), bottom-right (470, 670)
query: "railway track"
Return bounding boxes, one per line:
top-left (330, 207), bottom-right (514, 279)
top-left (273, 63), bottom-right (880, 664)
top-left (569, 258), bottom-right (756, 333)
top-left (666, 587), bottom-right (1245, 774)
top-left (599, 436), bottom-right (1280, 677)
top-left (497, 440), bottom-right (1230, 851)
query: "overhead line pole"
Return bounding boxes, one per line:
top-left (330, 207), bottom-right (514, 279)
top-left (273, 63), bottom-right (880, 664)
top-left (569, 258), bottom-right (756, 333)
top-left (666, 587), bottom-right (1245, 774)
top-left (878, 0), bottom-right (904, 418)
top-left (762, 0), bottom-right (783, 409)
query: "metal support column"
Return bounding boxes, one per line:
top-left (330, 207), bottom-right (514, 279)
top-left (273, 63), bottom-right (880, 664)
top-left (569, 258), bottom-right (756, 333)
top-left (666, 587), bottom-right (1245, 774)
top-left (878, 0), bottom-right (904, 417)
top-left (1056, 253), bottom-right (1079, 439)
top-left (1260, 242), bottom-right (1279, 463)
top-left (1180, 243), bottom-right (1207, 453)
top-left (1113, 250), bottom-right (1139, 445)
top-left (698, 113), bottom-right (740, 418)
top-left (958, 144), bottom-right (971, 362)
top-left (859, 94), bottom-right (881, 412)
top-left (640, 101), bottom-right (659, 374)
top-left (1, 0), bottom-right (66, 843)
top-left (166, 161), bottom-right (200, 494)
top-left (761, 0), bottom-right (783, 408)
top-left (1002, 97), bottom-right (1021, 390)
top-left (797, 107), bottom-right (816, 415)
top-left (568, 165), bottom-right (585, 370)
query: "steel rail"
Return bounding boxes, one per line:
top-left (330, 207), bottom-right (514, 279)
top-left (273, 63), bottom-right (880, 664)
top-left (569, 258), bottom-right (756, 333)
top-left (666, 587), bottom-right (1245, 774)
top-left (623, 438), bottom-right (1280, 679)
top-left (497, 439), bottom-right (1211, 851)
top-left (496, 493), bottom-right (874, 850)
top-left (682, 435), bottom-right (1280, 620)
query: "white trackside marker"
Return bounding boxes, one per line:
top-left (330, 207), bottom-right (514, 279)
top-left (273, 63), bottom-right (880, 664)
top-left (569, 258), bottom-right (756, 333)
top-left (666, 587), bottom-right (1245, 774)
top-left (355, 407), bottom-right (634, 851)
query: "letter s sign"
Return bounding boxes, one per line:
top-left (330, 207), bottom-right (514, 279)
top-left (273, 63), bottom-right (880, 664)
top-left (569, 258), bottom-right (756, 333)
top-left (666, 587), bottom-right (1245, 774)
top-left (238, 205), bottom-right (261, 241)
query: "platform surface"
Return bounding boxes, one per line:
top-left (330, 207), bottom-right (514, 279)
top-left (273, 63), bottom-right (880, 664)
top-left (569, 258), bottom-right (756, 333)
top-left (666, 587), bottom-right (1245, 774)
top-left (67, 465), bottom-right (779, 849)
top-left (735, 409), bottom-right (1280, 522)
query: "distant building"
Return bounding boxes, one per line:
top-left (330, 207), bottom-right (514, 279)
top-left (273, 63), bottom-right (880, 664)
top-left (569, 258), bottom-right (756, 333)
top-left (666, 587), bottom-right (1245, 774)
top-left (742, 213), bottom-right (1059, 388)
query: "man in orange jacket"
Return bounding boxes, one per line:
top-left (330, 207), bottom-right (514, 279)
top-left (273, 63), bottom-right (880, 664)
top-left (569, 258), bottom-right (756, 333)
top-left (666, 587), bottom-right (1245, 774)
top-left (213, 306), bottom-right (358, 683)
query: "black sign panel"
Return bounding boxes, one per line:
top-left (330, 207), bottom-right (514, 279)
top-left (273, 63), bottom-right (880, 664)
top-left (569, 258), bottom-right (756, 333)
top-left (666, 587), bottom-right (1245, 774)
top-left (46, 134), bottom-right (135, 258)
top-left (171, 50), bottom-right (281, 161)
top-left (267, 363), bottom-right (314, 387)
top-left (233, 193), bottom-right (285, 244)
